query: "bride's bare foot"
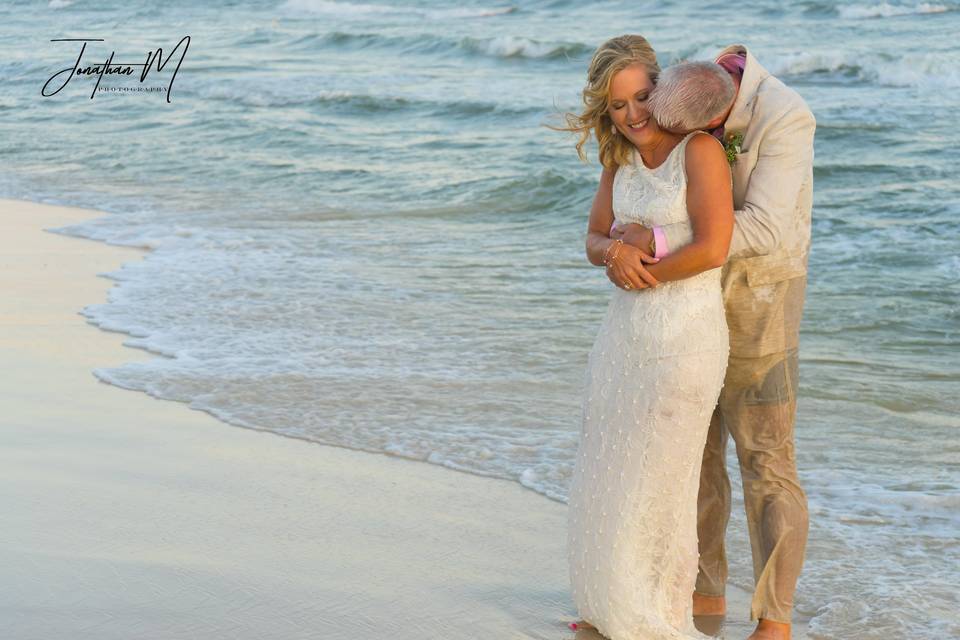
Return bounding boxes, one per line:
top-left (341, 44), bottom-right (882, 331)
top-left (746, 619), bottom-right (791, 640)
top-left (692, 592), bottom-right (726, 616)
top-left (569, 619), bottom-right (597, 631)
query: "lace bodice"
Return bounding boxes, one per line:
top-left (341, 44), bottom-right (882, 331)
top-left (612, 131), bottom-right (699, 228)
top-left (611, 131), bottom-right (720, 295)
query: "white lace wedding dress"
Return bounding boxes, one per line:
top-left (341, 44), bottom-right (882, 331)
top-left (567, 131), bottom-right (729, 640)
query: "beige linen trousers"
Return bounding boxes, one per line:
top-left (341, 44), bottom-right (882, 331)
top-left (659, 45), bottom-right (816, 624)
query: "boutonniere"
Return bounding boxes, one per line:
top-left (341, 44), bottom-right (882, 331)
top-left (723, 131), bottom-right (744, 166)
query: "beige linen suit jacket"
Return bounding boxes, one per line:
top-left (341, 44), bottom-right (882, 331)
top-left (661, 45), bottom-right (816, 358)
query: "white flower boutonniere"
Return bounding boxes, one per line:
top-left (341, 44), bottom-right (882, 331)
top-left (723, 131), bottom-right (744, 166)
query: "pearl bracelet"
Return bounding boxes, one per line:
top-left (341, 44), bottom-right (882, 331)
top-left (603, 238), bottom-right (624, 266)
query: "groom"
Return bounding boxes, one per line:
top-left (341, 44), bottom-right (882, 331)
top-left (609, 45), bottom-right (816, 640)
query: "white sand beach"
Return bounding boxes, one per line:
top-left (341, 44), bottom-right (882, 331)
top-left (0, 199), bottom-right (789, 639)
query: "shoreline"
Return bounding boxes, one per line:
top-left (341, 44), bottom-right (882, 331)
top-left (0, 198), bottom-right (793, 639)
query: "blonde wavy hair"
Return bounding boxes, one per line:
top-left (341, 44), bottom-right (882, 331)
top-left (549, 34), bottom-right (660, 169)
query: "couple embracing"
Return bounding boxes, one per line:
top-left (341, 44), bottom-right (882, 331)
top-left (560, 35), bottom-right (815, 640)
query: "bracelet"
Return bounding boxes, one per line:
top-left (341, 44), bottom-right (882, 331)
top-left (602, 239), bottom-right (620, 265)
top-left (610, 239), bottom-right (624, 265)
top-left (603, 239), bottom-right (624, 266)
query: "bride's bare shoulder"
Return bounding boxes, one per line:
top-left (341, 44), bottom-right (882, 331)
top-left (686, 130), bottom-right (724, 153)
top-left (684, 132), bottom-right (727, 174)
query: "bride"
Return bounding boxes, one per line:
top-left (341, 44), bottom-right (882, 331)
top-left (559, 35), bottom-right (733, 639)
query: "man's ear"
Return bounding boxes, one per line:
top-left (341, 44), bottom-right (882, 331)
top-left (703, 116), bottom-right (724, 130)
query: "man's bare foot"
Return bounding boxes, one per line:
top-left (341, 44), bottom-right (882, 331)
top-left (692, 592), bottom-right (726, 616)
top-left (692, 613), bottom-right (724, 636)
top-left (746, 619), bottom-right (791, 640)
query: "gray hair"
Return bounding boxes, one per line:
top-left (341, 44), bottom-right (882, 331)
top-left (647, 61), bottom-right (736, 131)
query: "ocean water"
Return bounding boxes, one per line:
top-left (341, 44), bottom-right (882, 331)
top-left (2, 0), bottom-right (958, 637)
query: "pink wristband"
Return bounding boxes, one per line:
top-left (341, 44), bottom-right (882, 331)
top-left (652, 226), bottom-right (669, 258)
top-left (610, 220), bottom-right (617, 235)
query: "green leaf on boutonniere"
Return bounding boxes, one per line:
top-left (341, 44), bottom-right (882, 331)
top-left (723, 131), bottom-right (744, 166)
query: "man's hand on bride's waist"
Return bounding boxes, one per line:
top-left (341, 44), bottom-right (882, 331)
top-left (610, 221), bottom-right (656, 259)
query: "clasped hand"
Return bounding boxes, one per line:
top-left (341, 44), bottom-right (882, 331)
top-left (606, 222), bottom-right (660, 290)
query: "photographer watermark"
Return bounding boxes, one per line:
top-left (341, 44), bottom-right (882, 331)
top-left (42, 36), bottom-right (190, 103)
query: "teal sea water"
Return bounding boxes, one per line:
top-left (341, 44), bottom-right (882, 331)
top-left (2, 1), bottom-right (957, 637)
